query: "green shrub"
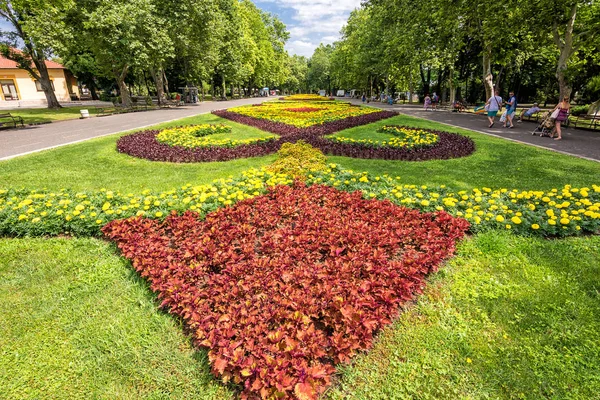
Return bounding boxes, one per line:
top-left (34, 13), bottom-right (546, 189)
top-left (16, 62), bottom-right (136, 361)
top-left (570, 105), bottom-right (589, 116)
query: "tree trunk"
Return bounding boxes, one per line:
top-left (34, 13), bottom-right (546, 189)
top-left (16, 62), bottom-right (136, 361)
top-left (482, 44), bottom-right (493, 100)
top-left (89, 83), bottom-right (99, 100)
top-left (114, 65), bottom-right (131, 106)
top-left (553, 4), bottom-right (577, 100)
top-left (163, 69), bottom-right (170, 98)
top-left (150, 68), bottom-right (166, 105)
top-left (32, 58), bottom-right (61, 109)
top-left (408, 69), bottom-right (414, 104)
top-left (448, 67), bottom-right (456, 105)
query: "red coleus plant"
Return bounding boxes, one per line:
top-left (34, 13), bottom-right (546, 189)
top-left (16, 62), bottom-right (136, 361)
top-left (103, 184), bottom-right (469, 399)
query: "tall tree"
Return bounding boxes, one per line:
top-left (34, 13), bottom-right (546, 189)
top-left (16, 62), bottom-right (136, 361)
top-left (78, 0), bottom-right (172, 105)
top-left (0, 0), bottom-right (72, 108)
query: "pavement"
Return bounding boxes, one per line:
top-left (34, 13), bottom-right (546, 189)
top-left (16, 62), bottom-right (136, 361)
top-left (1, 97), bottom-right (599, 162)
top-left (349, 99), bottom-right (600, 162)
top-left (0, 97), bottom-right (269, 160)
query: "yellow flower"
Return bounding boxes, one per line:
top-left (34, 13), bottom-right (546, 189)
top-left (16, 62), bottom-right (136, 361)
top-left (495, 215), bottom-right (505, 222)
top-left (531, 224), bottom-right (540, 230)
top-left (560, 218), bottom-right (570, 225)
top-left (155, 211), bottom-right (163, 217)
top-left (548, 219), bottom-right (556, 225)
top-left (511, 216), bottom-right (522, 225)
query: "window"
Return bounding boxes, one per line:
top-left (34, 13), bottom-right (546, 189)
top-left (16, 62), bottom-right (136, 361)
top-left (35, 80), bottom-right (55, 92)
top-left (1, 80), bottom-right (19, 100)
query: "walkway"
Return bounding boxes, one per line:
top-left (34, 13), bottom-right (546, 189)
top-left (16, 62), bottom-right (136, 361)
top-left (0, 97), bottom-right (269, 160)
top-left (349, 100), bottom-right (600, 162)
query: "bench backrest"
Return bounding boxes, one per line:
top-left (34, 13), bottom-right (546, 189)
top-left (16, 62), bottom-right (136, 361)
top-left (0, 113), bottom-right (14, 117)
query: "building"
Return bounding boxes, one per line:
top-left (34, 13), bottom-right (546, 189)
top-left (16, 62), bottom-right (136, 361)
top-left (0, 55), bottom-right (79, 108)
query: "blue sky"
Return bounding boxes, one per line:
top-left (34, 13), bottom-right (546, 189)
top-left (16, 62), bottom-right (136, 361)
top-left (253, 0), bottom-right (362, 57)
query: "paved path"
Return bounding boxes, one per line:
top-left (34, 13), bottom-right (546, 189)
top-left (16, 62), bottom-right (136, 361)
top-left (350, 100), bottom-right (600, 162)
top-left (0, 97), bottom-right (269, 160)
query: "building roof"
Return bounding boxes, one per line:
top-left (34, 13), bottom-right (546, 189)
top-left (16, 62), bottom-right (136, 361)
top-left (0, 54), bottom-right (65, 69)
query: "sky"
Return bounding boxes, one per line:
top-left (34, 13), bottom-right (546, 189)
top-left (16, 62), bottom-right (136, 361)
top-left (253, 0), bottom-right (362, 57)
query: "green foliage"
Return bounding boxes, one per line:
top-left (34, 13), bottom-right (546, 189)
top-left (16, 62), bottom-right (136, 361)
top-left (267, 140), bottom-right (327, 179)
top-left (570, 104), bottom-right (590, 116)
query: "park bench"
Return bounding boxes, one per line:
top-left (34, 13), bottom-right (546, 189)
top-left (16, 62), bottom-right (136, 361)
top-left (571, 113), bottom-right (600, 130)
top-left (0, 112), bottom-right (25, 129)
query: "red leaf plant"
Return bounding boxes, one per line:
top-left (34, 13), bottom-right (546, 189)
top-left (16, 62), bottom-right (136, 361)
top-left (103, 184), bottom-right (469, 399)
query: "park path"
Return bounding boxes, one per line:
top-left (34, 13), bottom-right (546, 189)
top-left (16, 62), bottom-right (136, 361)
top-left (349, 99), bottom-right (600, 162)
top-left (0, 97), bottom-right (269, 160)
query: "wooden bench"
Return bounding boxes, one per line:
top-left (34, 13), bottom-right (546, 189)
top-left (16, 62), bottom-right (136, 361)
top-left (572, 113), bottom-right (600, 130)
top-left (0, 113), bottom-right (25, 128)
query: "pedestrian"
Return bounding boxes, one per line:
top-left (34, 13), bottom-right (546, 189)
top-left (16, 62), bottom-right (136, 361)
top-left (361, 93), bottom-right (366, 103)
top-left (424, 93), bottom-right (432, 111)
top-left (504, 91), bottom-right (517, 128)
top-left (551, 96), bottom-right (570, 140)
top-left (431, 92), bottom-right (439, 110)
top-left (485, 89), bottom-right (503, 128)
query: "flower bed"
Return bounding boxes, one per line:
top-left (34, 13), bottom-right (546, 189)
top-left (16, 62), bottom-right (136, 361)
top-left (2, 161), bottom-right (598, 238)
top-left (314, 128), bottom-right (475, 161)
top-left (282, 94), bottom-right (334, 101)
top-left (116, 130), bottom-right (281, 163)
top-left (103, 183), bottom-right (469, 399)
top-left (226, 101), bottom-right (379, 128)
top-left (212, 108), bottom-right (398, 138)
top-left (328, 126), bottom-right (439, 149)
top-left (155, 124), bottom-right (274, 150)
top-left (0, 169), bottom-right (292, 237)
top-left (307, 165), bottom-right (600, 237)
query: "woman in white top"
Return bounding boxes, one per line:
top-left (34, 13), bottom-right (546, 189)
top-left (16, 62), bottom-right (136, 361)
top-left (485, 89), bottom-right (503, 128)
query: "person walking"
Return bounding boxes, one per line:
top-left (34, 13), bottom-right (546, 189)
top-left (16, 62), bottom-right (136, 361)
top-left (431, 92), bottom-right (439, 110)
top-left (361, 93), bottom-right (366, 103)
top-left (424, 93), bottom-right (432, 111)
top-left (485, 89), bottom-right (503, 128)
top-left (504, 91), bottom-right (517, 128)
top-left (551, 96), bottom-right (570, 140)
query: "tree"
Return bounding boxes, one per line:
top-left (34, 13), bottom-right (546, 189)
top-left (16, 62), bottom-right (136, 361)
top-left (0, 0), bottom-right (72, 108)
top-left (76, 0), bottom-right (172, 105)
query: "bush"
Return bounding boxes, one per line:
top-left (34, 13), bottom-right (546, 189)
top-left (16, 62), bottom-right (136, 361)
top-left (570, 105), bottom-right (589, 116)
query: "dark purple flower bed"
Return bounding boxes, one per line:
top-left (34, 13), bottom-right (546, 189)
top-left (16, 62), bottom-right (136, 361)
top-left (116, 130), bottom-right (282, 163)
top-left (212, 109), bottom-right (397, 138)
top-left (313, 130), bottom-right (476, 161)
top-left (117, 110), bottom-right (475, 162)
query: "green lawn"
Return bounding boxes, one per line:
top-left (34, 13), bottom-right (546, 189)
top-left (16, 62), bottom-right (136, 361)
top-left (0, 113), bottom-right (277, 192)
top-left (1, 111), bottom-right (600, 399)
top-left (8, 106), bottom-right (101, 124)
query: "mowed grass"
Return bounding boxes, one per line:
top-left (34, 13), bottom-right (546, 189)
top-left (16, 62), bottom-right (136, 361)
top-left (0, 113), bottom-right (277, 192)
top-left (8, 106), bottom-right (101, 124)
top-left (1, 110), bottom-right (600, 398)
top-left (0, 237), bottom-right (233, 400)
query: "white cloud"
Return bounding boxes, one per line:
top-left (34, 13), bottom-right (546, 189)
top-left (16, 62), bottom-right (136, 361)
top-left (256, 0), bottom-right (361, 56)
